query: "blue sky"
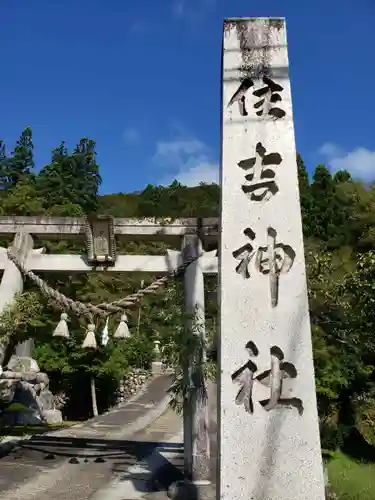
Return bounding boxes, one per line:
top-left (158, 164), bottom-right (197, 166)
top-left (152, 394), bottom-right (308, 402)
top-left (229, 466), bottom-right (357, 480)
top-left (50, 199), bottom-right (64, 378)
top-left (1, 0), bottom-right (374, 194)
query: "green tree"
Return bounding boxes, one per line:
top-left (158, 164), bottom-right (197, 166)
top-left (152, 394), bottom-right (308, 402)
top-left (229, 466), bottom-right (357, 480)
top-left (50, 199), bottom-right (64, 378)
top-left (37, 138), bottom-right (101, 214)
top-left (0, 292), bottom-right (44, 367)
top-left (306, 244), bottom-right (375, 448)
top-left (296, 153), bottom-right (311, 233)
top-left (308, 165), bottom-right (356, 248)
top-left (333, 170), bottom-right (352, 184)
top-left (2, 127), bottom-right (35, 189)
top-left (309, 165), bottom-right (335, 241)
top-left (1, 179), bottom-right (45, 216)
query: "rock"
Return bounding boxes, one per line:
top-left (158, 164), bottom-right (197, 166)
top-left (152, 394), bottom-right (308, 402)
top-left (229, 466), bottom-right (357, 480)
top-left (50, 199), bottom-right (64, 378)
top-left (38, 390), bottom-right (55, 411)
top-left (36, 372), bottom-right (49, 385)
top-left (0, 406), bottom-right (43, 426)
top-left (0, 362), bottom-right (60, 423)
top-left (1, 371), bottom-right (22, 380)
top-left (12, 384), bottom-right (39, 411)
top-left (114, 368), bottom-right (151, 405)
top-left (8, 356), bottom-right (40, 373)
top-left (19, 372), bottom-right (39, 383)
top-left (20, 410), bottom-right (44, 426)
top-left (0, 379), bottom-right (16, 404)
top-left (42, 409), bottom-right (62, 425)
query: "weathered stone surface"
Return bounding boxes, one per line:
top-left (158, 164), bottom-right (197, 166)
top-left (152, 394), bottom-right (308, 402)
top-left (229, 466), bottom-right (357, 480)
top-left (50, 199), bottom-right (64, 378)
top-left (1, 370), bottom-right (22, 380)
top-left (179, 235), bottom-right (211, 482)
top-left (12, 384), bottom-right (40, 411)
top-left (36, 372), bottom-right (49, 385)
top-left (38, 390), bottom-right (55, 411)
top-left (0, 406), bottom-right (43, 426)
top-left (152, 361), bottom-right (164, 376)
top-left (8, 356), bottom-right (40, 373)
top-left (17, 372), bottom-right (39, 383)
top-left (220, 18), bottom-right (325, 500)
top-left (0, 378), bottom-right (16, 404)
top-left (114, 368), bottom-right (150, 405)
top-left (42, 409), bottom-right (63, 425)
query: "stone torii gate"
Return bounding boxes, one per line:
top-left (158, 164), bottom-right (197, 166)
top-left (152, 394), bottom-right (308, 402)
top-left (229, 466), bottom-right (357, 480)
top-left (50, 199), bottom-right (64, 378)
top-left (0, 215), bottom-right (218, 482)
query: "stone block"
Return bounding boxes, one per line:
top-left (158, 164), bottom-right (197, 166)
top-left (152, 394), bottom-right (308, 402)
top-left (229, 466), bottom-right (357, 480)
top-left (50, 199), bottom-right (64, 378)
top-left (42, 409), bottom-right (62, 425)
top-left (8, 356), bottom-right (40, 373)
top-left (0, 378), bottom-right (16, 404)
top-left (20, 372), bottom-right (39, 383)
top-left (152, 361), bottom-right (164, 376)
top-left (35, 372), bottom-right (49, 385)
top-left (38, 389), bottom-right (55, 411)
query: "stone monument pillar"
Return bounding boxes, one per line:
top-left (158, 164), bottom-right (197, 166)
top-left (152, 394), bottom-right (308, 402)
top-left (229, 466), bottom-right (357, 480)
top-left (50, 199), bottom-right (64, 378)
top-left (220, 18), bottom-right (325, 499)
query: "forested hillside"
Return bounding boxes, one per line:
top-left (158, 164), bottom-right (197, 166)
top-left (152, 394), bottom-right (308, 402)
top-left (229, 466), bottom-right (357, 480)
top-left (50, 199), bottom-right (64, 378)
top-left (1, 127), bottom-right (375, 450)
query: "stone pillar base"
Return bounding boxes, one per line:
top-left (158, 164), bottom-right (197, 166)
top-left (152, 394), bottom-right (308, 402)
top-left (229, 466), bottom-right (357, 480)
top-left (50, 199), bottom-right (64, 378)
top-left (151, 361), bottom-right (163, 376)
top-left (168, 480), bottom-right (215, 500)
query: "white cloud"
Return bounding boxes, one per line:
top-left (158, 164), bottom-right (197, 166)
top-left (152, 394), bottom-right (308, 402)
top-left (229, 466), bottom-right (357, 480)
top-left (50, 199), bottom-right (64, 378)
top-left (318, 142), bottom-right (343, 158)
top-left (154, 136), bottom-right (219, 186)
top-left (319, 142), bottom-right (375, 181)
top-left (174, 162), bottom-right (219, 186)
top-left (123, 128), bottom-right (140, 145)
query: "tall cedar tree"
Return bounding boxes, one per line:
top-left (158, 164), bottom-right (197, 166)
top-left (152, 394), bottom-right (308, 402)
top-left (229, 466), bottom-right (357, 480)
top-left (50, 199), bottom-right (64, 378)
top-left (37, 138), bottom-right (102, 214)
top-left (0, 127), bottom-right (34, 189)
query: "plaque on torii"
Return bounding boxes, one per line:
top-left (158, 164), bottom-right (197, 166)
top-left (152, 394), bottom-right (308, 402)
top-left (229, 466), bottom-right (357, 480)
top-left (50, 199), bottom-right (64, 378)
top-left (84, 215), bottom-right (117, 268)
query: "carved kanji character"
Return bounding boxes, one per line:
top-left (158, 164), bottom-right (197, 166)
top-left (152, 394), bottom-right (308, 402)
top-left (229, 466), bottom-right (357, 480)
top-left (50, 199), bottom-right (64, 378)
top-left (253, 76), bottom-right (286, 119)
top-left (233, 343), bottom-right (303, 417)
top-left (256, 346), bottom-right (304, 415)
top-left (238, 142), bottom-right (282, 202)
top-left (232, 227), bottom-right (257, 279)
top-left (255, 228), bottom-right (295, 307)
top-left (228, 78), bottom-right (254, 116)
top-left (231, 341), bottom-right (259, 414)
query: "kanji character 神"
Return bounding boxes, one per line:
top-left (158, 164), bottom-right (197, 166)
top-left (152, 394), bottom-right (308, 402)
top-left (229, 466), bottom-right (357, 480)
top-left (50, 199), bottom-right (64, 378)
top-left (232, 227), bottom-right (295, 307)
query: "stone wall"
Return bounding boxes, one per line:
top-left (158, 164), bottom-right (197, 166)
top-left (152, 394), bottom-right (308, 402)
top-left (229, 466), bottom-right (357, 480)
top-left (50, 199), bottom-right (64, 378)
top-left (114, 368), bottom-right (150, 405)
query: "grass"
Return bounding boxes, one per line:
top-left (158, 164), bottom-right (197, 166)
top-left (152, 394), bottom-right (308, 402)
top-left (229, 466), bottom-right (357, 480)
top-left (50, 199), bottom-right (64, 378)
top-left (0, 421), bottom-right (78, 440)
top-left (327, 452), bottom-right (375, 499)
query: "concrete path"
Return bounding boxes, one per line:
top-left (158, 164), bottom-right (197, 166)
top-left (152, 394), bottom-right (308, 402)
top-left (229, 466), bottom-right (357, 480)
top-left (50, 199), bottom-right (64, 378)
top-left (91, 409), bottom-right (184, 500)
top-left (0, 374), bottom-right (176, 500)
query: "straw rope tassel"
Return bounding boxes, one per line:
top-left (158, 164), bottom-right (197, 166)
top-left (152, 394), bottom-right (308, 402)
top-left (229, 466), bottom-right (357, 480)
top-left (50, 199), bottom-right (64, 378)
top-left (53, 313), bottom-right (70, 339)
top-left (82, 323), bottom-right (97, 349)
top-left (114, 314), bottom-right (130, 339)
